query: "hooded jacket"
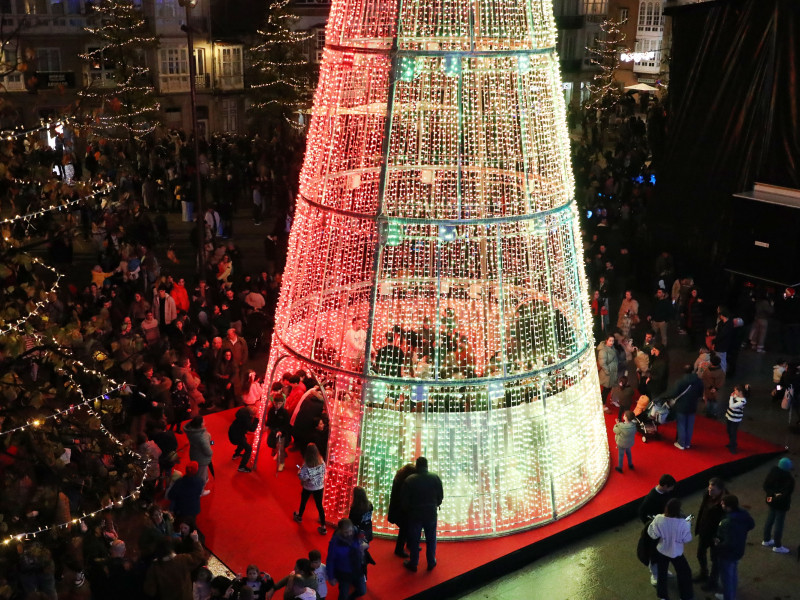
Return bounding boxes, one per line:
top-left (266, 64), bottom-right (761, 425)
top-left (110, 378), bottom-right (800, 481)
top-left (715, 508), bottom-right (755, 561)
top-left (184, 421), bottom-right (213, 466)
top-left (763, 465), bottom-right (795, 511)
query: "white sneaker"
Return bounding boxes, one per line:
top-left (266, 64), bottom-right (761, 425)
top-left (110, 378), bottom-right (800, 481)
top-left (673, 442), bottom-right (685, 450)
top-left (762, 539), bottom-right (775, 547)
top-left (201, 489), bottom-right (211, 497)
top-left (715, 594), bottom-right (724, 600)
top-left (650, 575), bottom-right (657, 586)
top-left (773, 546), bottom-right (790, 554)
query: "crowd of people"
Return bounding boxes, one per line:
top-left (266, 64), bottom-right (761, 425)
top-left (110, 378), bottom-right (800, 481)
top-left (2, 87), bottom-right (798, 600)
top-left (636, 460), bottom-right (795, 600)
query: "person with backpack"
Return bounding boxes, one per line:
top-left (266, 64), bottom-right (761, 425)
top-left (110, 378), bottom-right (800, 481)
top-left (228, 406), bottom-right (257, 473)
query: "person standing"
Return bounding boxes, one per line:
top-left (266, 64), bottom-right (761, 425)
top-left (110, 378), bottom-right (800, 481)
top-left (647, 498), bottom-right (694, 600)
top-left (388, 463), bottom-right (416, 558)
top-left (649, 288), bottom-right (674, 347)
top-left (293, 443), bottom-right (328, 535)
top-left (343, 317), bottom-right (367, 372)
top-left (597, 335), bottom-right (619, 406)
top-left (701, 354), bottom-right (726, 418)
top-left (668, 364), bottom-right (704, 450)
top-left (325, 519), bottom-right (366, 600)
top-left (613, 410), bottom-right (636, 473)
top-left (761, 457), bottom-right (795, 554)
top-left (714, 494), bottom-right (755, 600)
top-left (618, 290), bottom-right (640, 339)
top-left (143, 531), bottom-right (205, 600)
top-left (713, 309), bottom-right (734, 373)
top-left (694, 477), bottom-right (727, 591)
top-left (166, 461), bottom-right (205, 529)
top-left (724, 384), bottom-right (749, 454)
top-left (401, 456), bottom-right (443, 573)
top-left (639, 474), bottom-right (677, 585)
top-left (265, 384), bottom-right (291, 471)
top-left (184, 416), bottom-right (214, 494)
top-left (227, 405), bottom-right (257, 473)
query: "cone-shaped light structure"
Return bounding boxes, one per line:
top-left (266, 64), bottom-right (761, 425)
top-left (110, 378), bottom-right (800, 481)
top-left (255, 0), bottom-right (609, 538)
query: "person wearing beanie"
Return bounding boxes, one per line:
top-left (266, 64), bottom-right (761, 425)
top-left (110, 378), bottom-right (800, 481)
top-left (167, 461), bottom-right (205, 529)
top-left (761, 457), bottom-right (795, 553)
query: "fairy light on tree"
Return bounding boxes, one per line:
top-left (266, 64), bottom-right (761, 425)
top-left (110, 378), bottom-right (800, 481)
top-left (78, 0), bottom-right (160, 141)
top-left (253, 0), bottom-right (609, 538)
top-left (584, 18), bottom-right (629, 113)
top-left (248, 0), bottom-right (316, 130)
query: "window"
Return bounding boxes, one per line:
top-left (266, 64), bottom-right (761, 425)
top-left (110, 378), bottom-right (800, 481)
top-left (22, 0), bottom-right (47, 13)
top-left (155, 0), bottom-right (178, 18)
top-left (637, 0), bottom-right (663, 32)
top-left (36, 48), bottom-right (61, 72)
top-left (582, 0), bottom-right (607, 15)
top-left (1, 48), bottom-right (17, 73)
top-left (221, 98), bottom-right (237, 133)
top-left (633, 38), bottom-right (662, 70)
top-left (314, 28), bottom-right (325, 63)
top-left (194, 48), bottom-right (206, 75)
top-left (619, 7), bottom-right (629, 22)
top-left (218, 46), bottom-right (242, 77)
top-left (1, 0), bottom-right (13, 12)
top-left (87, 46), bottom-right (114, 84)
top-left (160, 46), bottom-right (189, 75)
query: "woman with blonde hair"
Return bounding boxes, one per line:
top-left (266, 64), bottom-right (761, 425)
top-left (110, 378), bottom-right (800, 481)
top-left (293, 443), bottom-right (327, 534)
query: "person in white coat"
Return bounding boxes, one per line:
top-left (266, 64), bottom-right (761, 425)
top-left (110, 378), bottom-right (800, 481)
top-left (648, 498), bottom-right (694, 600)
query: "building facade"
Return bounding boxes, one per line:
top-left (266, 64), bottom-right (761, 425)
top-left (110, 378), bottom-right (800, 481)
top-left (0, 0), bottom-right (246, 134)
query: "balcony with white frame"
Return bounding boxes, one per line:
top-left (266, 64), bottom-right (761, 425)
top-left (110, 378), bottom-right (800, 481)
top-left (214, 45), bottom-right (243, 91)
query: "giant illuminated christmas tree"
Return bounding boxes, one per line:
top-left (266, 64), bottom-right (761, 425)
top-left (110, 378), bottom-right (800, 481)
top-left (255, 0), bottom-right (609, 538)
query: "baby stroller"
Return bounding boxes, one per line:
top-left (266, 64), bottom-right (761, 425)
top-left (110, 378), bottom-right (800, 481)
top-left (634, 397), bottom-right (671, 443)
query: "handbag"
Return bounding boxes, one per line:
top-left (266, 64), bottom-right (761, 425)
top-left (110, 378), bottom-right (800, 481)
top-left (782, 385), bottom-right (793, 410)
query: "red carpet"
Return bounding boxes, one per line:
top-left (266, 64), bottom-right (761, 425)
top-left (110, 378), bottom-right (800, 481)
top-left (180, 410), bottom-right (782, 599)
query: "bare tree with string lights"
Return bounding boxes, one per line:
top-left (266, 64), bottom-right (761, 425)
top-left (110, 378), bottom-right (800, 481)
top-left (77, 0), bottom-right (160, 142)
top-left (584, 18), bottom-right (629, 113)
top-left (248, 0), bottom-right (316, 132)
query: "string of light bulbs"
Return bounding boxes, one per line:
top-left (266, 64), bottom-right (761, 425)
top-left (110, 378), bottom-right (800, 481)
top-left (0, 182), bottom-right (116, 229)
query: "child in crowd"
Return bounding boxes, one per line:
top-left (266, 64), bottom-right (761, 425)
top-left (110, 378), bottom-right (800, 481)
top-left (193, 566), bottom-right (213, 600)
top-left (309, 550), bottom-right (327, 600)
top-left (613, 410), bottom-right (637, 473)
top-left (241, 564), bottom-right (273, 600)
top-left (265, 383), bottom-right (290, 471)
top-left (293, 443), bottom-right (327, 535)
top-left (725, 384), bottom-right (749, 454)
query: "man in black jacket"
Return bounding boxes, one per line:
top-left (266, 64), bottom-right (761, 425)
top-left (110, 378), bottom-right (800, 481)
top-left (228, 406), bottom-right (257, 473)
top-left (716, 494), bottom-right (754, 600)
top-left (668, 364), bottom-right (704, 450)
top-left (402, 456), bottom-right (443, 573)
top-left (762, 457), bottom-right (795, 553)
top-left (638, 474), bottom-right (677, 585)
top-left (694, 477), bottom-right (727, 591)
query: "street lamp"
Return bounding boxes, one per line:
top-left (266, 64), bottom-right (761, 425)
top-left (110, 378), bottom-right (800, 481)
top-left (179, 0), bottom-right (205, 277)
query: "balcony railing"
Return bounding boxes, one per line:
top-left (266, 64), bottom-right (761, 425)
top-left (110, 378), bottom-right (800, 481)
top-left (1, 75), bottom-right (25, 92)
top-left (215, 74), bottom-right (243, 91)
top-left (160, 73), bottom-right (212, 93)
top-left (159, 74), bottom-right (191, 94)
